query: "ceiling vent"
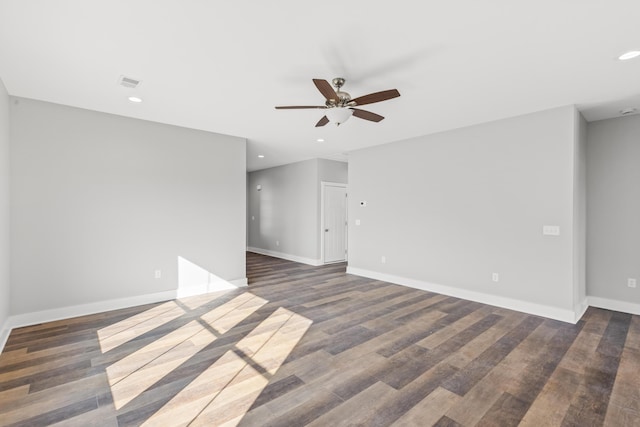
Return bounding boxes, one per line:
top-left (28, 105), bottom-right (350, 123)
top-left (118, 75), bottom-right (141, 89)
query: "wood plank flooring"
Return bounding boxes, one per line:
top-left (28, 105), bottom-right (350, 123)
top-left (1, 252), bottom-right (639, 426)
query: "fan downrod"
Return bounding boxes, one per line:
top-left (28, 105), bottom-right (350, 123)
top-left (328, 77), bottom-right (352, 106)
top-left (332, 77), bottom-right (346, 90)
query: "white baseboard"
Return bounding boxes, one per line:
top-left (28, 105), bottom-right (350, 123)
top-left (175, 277), bottom-right (248, 298)
top-left (247, 247), bottom-right (322, 266)
top-left (2, 270), bottom-right (637, 354)
top-left (0, 277), bottom-right (248, 354)
top-left (0, 320), bottom-right (10, 355)
top-left (347, 266), bottom-right (579, 324)
top-left (573, 298), bottom-right (590, 323)
top-left (231, 278), bottom-right (249, 287)
top-left (5, 290), bottom-right (178, 332)
top-left (588, 296), bottom-right (640, 316)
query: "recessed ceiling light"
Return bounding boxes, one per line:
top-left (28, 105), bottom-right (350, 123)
top-left (258, 155), bottom-right (265, 158)
top-left (618, 51), bottom-right (640, 61)
top-left (316, 138), bottom-right (325, 142)
top-left (128, 96), bottom-right (142, 103)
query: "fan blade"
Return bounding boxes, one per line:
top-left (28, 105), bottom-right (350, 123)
top-left (350, 89), bottom-right (400, 106)
top-left (275, 106), bottom-right (325, 109)
top-left (351, 108), bottom-right (385, 122)
top-left (315, 116), bottom-right (329, 127)
top-left (313, 79), bottom-right (339, 103)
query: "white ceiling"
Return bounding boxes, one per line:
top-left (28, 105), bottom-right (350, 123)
top-left (1, 1), bottom-right (639, 171)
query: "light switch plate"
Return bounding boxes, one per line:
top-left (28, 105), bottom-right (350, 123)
top-left (542, 225), bottom-right (560, 236)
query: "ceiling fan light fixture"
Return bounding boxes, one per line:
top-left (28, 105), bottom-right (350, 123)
top-left (276, 78), bottom-right (399, 127)
top-left (325, 107), bottom-right (353, 126)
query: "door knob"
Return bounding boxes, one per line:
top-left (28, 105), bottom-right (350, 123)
top-left (325, 229), bottom-right (329, 232)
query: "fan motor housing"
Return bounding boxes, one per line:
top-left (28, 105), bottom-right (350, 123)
top-left (326, 91), bottom-right (351, 107)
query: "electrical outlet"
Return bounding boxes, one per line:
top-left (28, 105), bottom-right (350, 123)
top-left (154, 270), bottom-right (162, 279)
top-left (628, 278), bottom-right (637, 288)
top-left (381, 256), bottom-right (386, 264)
top-left (276, 240), bottom-right (279, 246)
top-left (492, 273), bottom-right (500, 282)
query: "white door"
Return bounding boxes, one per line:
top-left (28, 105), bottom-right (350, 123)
top-left (322, 183), bottom-right (347, 263)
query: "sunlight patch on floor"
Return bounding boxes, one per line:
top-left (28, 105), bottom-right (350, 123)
top-left (108, 320), bottom-right (215, 409)
top-left (141, 307), bottom-right (312, 426)
top-left (97, 301), bottom-right (185, 353)
top-left (178, 290), bottom-right (232, 311)
top-left (201, 293), bottom-right (267, 335)
top-left (104, 293), bottom-right (267, 410)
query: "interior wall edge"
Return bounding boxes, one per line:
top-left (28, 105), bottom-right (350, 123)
top-left (574, 298), bottom-right (589, 323)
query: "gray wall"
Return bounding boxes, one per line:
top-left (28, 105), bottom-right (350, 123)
top-left (348, 106), bottom-right (581, 313)
top-left (587, 115), bottom-right (640, 303)
top-left (247, 158), bottom-right (347, 262)
top-left (248, 159), bottom-right (319, 260)
top-left (319, 159), bottom-right (348, 183)
top-left (0, 79), bottom-right (10, 333)
top-left (10, 98), bottom-right (246, 315)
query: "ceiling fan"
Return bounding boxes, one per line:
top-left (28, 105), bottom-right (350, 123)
top-left (275, 78), bottom-right (400, 127)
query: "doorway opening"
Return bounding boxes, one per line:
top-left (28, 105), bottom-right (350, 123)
top-left (321, 182), bottom-right (348, 264)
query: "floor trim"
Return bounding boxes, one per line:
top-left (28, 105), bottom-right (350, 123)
top-left (0, 321), bottom-right (10, 354)
top-left (574, 298), bottom-right (590, 323)
top-left (247, 247), bottom-right (322, 266)
top-left (175, 278), bottom-right (248, 298)
top-left (4, 266), bottom-right (638, 354)
top-left (347, 266), bottom-right (580, 324)
top-left (589, 296), bottom-right (640, 315)
top-left (6, 290), bottom-right (178, 332)
top-left (0, 278), bottom-right (248, 353)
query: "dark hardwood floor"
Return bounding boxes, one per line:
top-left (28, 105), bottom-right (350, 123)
top-left (1, 252), bottom-right (639, 426)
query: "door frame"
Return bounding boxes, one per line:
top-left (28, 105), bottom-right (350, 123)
top-left (320, 181), bottom-right (348, 264)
